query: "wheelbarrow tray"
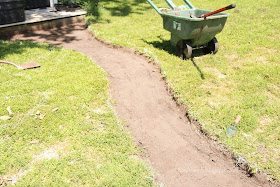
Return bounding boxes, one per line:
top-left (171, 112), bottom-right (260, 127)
top-left (160, 9), bottom-right (229, 47)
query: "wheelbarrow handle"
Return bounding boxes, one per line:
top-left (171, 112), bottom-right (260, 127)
top-left (165, 0), bottom-right (177, 9)
top-left (146, 0), bottom-right (161, 15)
top-left (183, 0), bottom-right (195, 9)
top-left (201, 4), bottom-right (236, 18)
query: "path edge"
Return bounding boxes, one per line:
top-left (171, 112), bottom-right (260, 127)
top-left (85, 22), bottom-right (278, 186)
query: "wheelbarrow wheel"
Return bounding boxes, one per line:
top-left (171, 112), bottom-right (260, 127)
top-left (176, 44), bottom-right (183, 57)
top-left (204, 37), bottom-right (219, 54)
top-left (183, 43), bottom-right (192, 59)
top-left (176, 42), bottom-right (192, 60)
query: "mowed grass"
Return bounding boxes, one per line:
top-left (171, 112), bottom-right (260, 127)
top-left (87, 0), bottom-right (280, 181)
top-left (0, 41), bottom-right (154, 186)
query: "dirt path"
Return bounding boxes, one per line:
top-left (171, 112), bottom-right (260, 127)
top-left (8, 22), bottom-right (271, 186)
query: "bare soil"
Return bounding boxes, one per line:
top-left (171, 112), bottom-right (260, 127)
top-left (7, 22), bottom-right (274, 186)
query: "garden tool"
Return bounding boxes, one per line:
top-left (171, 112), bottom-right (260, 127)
top-left (190, 4), bottom-right (236, 18)
top-left (226, 115), bottom-right (241, 137)
top-left (0, 60), bottom-right (40, 70)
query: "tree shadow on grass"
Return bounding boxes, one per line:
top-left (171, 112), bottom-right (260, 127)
top-left (0, 21), bottom-right (82, 63)
top-left (0, 40), bottom-right (59, 60)
top-left (20, 24), bottom-right (85, 45)
top-left (104, 2), bottom-right (132, 17)
top-left (102, 0), bottom-right (151, 16)
top-left (0, 19), bottom-right (87, 54)
top-left (86, 0), bottom-right (152, 24)
top-left (143, 37), bottom-right (206, 80)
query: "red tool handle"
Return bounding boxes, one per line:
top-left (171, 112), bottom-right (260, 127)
top-left (201, 4), bottom-right (236, 18)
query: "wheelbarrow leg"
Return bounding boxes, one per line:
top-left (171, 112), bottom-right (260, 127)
top-left (176, 40), bottom-right (192, 60)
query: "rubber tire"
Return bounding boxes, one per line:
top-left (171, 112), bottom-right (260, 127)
top-left (204, 37), bottom-right (219, 54)
top-left (182, 43), bottom-right (192, 60)
top-left (176, 44), bottom-right (183, 57)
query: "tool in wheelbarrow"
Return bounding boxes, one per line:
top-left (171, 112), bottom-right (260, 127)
top-left (190, 4), bottom-right (236, 18)
top-left (147, 0), bottom-right (236, 59)
top-left (226, 115), bottom-right (241, 137)
top-left (0, 60), bottom-right (40, 70)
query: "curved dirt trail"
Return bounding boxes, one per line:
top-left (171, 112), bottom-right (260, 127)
top-left (9, 22), bottom-right (271, 186)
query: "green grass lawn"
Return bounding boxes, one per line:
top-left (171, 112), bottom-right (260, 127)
top-left (87, 0), bottom-right (280, 181)
top-left (0, 41), bottom-right (154, 186)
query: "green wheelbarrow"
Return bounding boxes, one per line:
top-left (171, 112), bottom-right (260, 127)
top-left (147, 0), bottom-right (236, 59)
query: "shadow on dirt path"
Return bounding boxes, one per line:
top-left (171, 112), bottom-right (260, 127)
top-left (8, 22), bottom-right (273, 187)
